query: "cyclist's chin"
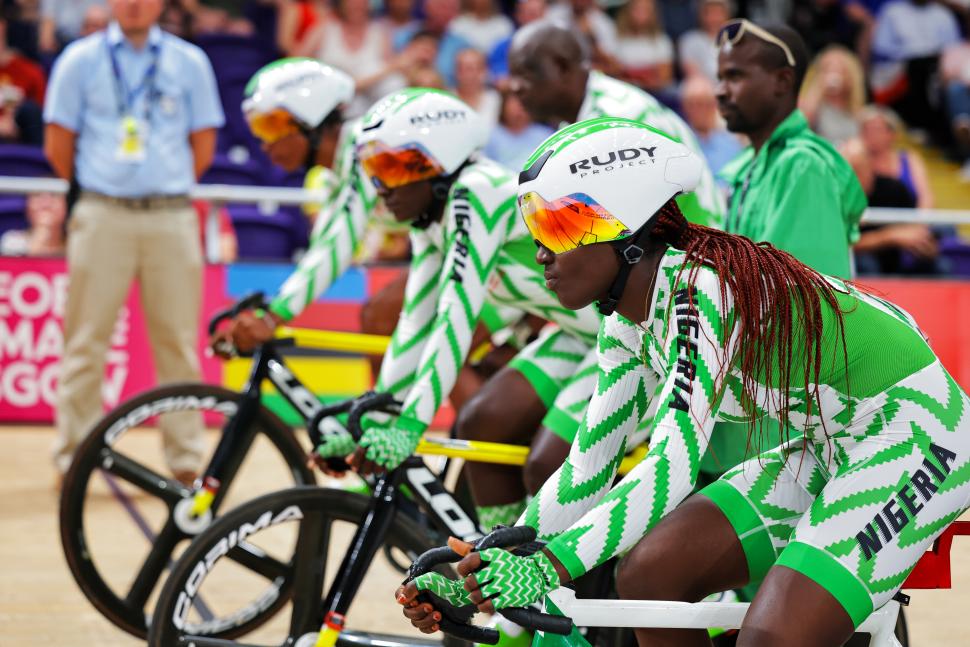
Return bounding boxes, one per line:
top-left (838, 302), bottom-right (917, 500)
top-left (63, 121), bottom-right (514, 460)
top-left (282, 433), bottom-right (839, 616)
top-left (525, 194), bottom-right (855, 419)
top-left (554, 285), bottom-right (596, 311)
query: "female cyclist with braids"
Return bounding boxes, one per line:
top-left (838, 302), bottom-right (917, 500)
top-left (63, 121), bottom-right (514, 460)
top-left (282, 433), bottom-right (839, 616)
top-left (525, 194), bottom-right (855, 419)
top-left (399, 117), bottom-right (970, 646)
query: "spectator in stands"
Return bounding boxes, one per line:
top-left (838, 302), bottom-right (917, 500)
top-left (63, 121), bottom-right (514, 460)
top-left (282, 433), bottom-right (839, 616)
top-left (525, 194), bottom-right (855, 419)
top-left (858, 104), bottom-right (935, 209)
top-left (393, 0), bottom-right (469, 86)
top-left (678, 0), bottom-right (730, 84)
top-left (942, 40), bottom-right (970, 180)
top-left (614, 0), bottom-right (674, 98)
top-left (487, 0), bottom-right (546, 80)
top-left (381, 0), bottom-right (418, 45)
top-left (80, 4), bottom-right (111, 36)
top-left (0, 14), bottom-right (45, 104)
top-left (789, 0), bottom-right (861, 54)
top-left (277, 0), bottom-right (330, 55)
top-left (0, 191), bottom-right (67, 256)
top-left (159, 0), bottom-right (194, 38)
top-left (484, 91), bottom-right (553, 170)
top-left (452, 47), bottom-right (500, 127)
top-left (545, 0), bottom-right (618, 72)
top-left (0, 14), bottom-right (44, 145)
top-left (194, 200), bottom-right (237, 263)
top-left (449, 0), bottom-right (513, 55)
top-left (656, 0), bottom-right (699, 42)
top-left (681, 74), bottom-right (742, 179)
top-left (298, 0), bottom-right (409, 118)
top-left (39, 0), bottom-right (106, 55)
top-left (408, 62), bottom-right (446, 88)
top-left (841, 137), bottom-right (944, 275)
top-left (799, 45), bottom-right (866, 146)
top-left (44, 0), bottom-right (224, 485)
top-left (872, 0), bottom-right (961, 139)
top-left (717, 20), bottom-right (867, 278)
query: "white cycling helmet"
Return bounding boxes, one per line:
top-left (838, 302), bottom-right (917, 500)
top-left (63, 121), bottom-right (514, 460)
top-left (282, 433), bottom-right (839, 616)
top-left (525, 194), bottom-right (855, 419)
top-left (242, 58), bottom-right (354, 140)
top-left (518, 117), bottom-right (703, 313)
top-left (355, 88), bottom-right (487, 189)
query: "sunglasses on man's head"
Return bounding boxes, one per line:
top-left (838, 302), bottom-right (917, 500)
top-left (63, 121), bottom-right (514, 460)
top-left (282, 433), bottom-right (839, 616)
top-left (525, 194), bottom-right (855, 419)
top-left (717, 19), bottom-right (796, 68)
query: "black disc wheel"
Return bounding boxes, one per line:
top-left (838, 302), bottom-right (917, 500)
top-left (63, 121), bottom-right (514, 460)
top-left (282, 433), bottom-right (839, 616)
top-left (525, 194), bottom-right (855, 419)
top-left (149, 486), bottom-right (469, 647)
top-left (59, 382), bottom-right (315, 638)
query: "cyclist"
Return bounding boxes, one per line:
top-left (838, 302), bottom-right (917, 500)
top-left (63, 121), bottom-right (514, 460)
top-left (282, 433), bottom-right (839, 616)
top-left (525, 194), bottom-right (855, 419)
top-left (314, 88), bottom-right (602, 510)
top-left (400, 118), bottom-right (970, 647)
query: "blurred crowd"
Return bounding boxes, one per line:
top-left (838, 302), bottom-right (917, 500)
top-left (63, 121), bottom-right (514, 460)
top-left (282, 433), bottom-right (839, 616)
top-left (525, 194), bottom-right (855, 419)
top-left (1, 0), bottom-right (969, 273)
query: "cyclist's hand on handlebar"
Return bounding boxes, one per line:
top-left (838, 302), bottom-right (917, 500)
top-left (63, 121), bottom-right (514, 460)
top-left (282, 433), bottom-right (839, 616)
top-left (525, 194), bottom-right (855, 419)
top-left (458, 547), bottom-right (561, 614)
top-left (312, 420), bottom-right (357, 474)
top-left (230, 309), bottom-right (282, 354)
top-left (397, 537), bottom-right (475, 634)
top-left (354, 413), bottom-right (425, 473)
top-left (209, 328), bottom-right (237, 359)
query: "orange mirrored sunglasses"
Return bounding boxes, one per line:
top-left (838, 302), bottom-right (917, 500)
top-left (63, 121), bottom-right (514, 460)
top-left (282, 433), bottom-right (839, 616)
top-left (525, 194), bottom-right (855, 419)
top-left (247, 108), bottom-right (300, 144)
top-left (519, 191), bottom-right (631, 255)
top-left (358, 141), bottom-right (444, 189)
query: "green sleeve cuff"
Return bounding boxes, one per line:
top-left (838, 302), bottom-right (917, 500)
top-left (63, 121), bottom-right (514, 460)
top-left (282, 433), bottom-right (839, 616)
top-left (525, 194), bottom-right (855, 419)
top-left (268, 298), bottom-right (294, 322)
top-left (395, 413), bottom-right (427, 435)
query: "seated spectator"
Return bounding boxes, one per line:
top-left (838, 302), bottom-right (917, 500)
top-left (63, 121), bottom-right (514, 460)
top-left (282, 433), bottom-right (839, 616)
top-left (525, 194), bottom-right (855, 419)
top-left (381, 0), bottom-right (418, 45)
top-left (941, 41), bottom-right (970, 180)
top-left (789, 0), bottom-right (862, 55)
top-left (859, 104), bottom-right (935, 209)
top-left (192, 0), bottom-right (257, 36)
top-left (39, 0), bottom-right (105, 55)
top-left (452, 48), bottom-right (500, 128)
top-left (871, 0), bottom-right (961, 139)
top-left (408, 63), bottom-right (446, 88)
top-left (0, 191), bottom-right (66, 256)
top-left (160, 0), bottom-right (195, 38)
top-left (546, 0), bottom-right (618, 72)
top-left (487, 0), bottom-right (547, 80)
top-left (194, 200), bottom-right (238, 264)
top-left (842, 137), bottom-right (944, 275)
top-left (277, 0), bottom-right (331, 55)
top-left (484, 92), bottom-right (553, 170)
top-left (80, 4), bottom-right (110, 37)
top-left (614, 0), bottom-right (674, 97)
top-left (0, 84), bottom-right (42, 145)
top-left (299, 0), bottom-right (408, 118)
top-left (799, 45), bottom-right (866, 146)
top-left (449, 0), bottom-right (513, 55)
top-left (680, 75), bottom-right (742, 180)
top-left (0, 15), bottom-right (45, 104)
top-left (393, 0), bottom-right (470, 87)
top-left (677, 0), bottom-right (729, 83)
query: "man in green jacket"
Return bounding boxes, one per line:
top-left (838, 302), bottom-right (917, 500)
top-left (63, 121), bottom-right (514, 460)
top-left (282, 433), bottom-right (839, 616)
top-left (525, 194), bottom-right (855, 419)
top-left (717, 20), bottom-right (866, 278)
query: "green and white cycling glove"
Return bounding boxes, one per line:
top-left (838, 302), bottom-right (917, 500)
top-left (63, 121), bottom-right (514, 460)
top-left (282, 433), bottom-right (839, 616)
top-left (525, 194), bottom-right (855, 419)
top-left (314, 417), bottom-right (356, 460)
top-left (412, 572), bottom-right (475, 607)
top-left (358, 413), bottom-right (424, 470)
top-left (473, 548), bottom-right (561, 610)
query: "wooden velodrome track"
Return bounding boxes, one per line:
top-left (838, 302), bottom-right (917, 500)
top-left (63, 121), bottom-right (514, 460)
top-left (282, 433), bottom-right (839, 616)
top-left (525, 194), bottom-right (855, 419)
top-left (3, 425), bottom-right (970, 646)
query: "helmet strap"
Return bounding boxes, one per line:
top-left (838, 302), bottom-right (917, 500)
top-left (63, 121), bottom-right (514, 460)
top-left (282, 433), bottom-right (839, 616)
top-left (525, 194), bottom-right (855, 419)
top-left (413, 159), bottom-right (473, 230)
top-left (302, 125), bottom-right (323, 170)
top-left (596, 217), bottom-right (656, 316)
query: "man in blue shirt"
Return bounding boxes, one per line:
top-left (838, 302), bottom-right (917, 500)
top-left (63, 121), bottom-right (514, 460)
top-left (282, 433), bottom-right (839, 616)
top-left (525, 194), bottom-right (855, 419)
top-left (44, 0), bottom-right (224, 486)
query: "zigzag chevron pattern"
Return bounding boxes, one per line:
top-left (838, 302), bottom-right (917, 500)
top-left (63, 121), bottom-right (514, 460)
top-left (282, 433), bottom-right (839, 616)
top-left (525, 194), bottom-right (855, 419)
top-left (476, 549), bottom-right (560, 609)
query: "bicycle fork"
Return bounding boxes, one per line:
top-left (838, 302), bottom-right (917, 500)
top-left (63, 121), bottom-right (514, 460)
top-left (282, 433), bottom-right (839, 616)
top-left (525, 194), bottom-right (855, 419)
top-left (314, 469), bottom-right (403, 647)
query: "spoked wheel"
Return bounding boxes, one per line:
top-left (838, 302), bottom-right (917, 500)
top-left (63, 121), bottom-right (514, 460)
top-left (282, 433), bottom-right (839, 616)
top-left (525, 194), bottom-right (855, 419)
top-left (149, 486), bottom-right (469, 647)
top-left (59, 382), bottom-right (316, 638)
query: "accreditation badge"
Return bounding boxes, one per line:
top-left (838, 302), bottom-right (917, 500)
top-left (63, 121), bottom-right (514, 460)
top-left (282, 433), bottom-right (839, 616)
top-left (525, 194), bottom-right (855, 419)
top-left (116, 114), bottom-right (148, 162)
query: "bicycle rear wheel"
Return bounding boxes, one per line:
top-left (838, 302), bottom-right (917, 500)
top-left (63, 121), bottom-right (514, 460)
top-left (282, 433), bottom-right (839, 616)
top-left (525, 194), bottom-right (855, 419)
top-left (149, 486), bottom-right (469, 647)
top-left (59, 382), bottom-right (315, 638)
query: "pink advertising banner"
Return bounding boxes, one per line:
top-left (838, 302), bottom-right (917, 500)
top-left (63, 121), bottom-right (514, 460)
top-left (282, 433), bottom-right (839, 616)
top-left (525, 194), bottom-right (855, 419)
top-left (0, 257), bottom-right (227, 423)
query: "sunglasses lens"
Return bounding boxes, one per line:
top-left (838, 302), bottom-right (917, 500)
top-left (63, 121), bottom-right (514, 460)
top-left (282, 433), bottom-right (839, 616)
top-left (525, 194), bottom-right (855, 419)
top-left (358, 142), bottom-right (444, 189)
top-left (717, 20), bottom-right (743, 46)
top-left (519, 191), bottom-right (631, 255)
top-left (248, 109), bottom-right (298, 144)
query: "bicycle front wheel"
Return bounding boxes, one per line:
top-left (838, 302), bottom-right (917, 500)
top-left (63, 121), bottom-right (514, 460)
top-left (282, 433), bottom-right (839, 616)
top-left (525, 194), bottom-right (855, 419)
top-left (149, 486), bottom-right (469, 647)
top-left (59, 382), bottom-right (315, 638)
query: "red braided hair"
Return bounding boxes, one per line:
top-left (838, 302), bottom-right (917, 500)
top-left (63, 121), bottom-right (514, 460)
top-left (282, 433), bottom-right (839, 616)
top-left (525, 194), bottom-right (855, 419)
top-left (649, 200), bottom-right (850, 453)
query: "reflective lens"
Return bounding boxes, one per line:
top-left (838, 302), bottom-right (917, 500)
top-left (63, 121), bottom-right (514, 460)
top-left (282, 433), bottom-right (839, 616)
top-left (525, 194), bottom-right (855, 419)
top-left (247, 108), bottom-right (299, 144)
top-left (519, 191), bottom-right (631, 255)
top-left (358, 141), bottom-right (444, 189)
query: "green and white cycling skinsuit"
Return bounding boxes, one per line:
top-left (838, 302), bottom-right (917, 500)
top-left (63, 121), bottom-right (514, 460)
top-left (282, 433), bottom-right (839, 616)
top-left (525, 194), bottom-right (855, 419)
top-left (524, 249), bottom-right (970, 627)
top-left (364, 157), bottom-right (602, 469)
top-left (576, 71), bottom-right (725, 231)
top-left (267, 123), bottom-right (378, 321)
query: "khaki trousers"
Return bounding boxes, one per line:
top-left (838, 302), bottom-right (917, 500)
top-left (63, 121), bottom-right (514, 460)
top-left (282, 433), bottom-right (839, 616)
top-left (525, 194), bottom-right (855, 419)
top-left (53, 194), bottom-right (206, 474)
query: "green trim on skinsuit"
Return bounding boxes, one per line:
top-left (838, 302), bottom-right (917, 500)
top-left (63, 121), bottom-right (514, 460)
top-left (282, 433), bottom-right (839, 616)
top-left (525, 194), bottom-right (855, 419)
top-left (510, 356), bottom-right (562, 409)
top-left (542, 407), bottom-right (582, 443)
top-left (701, 481), bottom-right (778, 583)
top-left (775, 541), bottom-right (874, 628)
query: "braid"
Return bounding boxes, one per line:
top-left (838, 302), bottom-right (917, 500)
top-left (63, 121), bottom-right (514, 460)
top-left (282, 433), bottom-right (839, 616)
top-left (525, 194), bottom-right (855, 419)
top-left (650, 200), bottom-right (849, 451)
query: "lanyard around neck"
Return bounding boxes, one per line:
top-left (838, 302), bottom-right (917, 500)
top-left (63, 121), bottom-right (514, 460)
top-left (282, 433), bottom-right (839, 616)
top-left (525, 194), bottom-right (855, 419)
top-left (107, 37), bottom-right (161, 122)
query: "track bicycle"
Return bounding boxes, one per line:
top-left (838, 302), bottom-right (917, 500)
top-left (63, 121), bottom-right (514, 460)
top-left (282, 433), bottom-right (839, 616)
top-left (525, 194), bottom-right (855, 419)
top-left (58, 292), bottom-right (392, 639)
top-left (147, 390), bottom-right (650, 647)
